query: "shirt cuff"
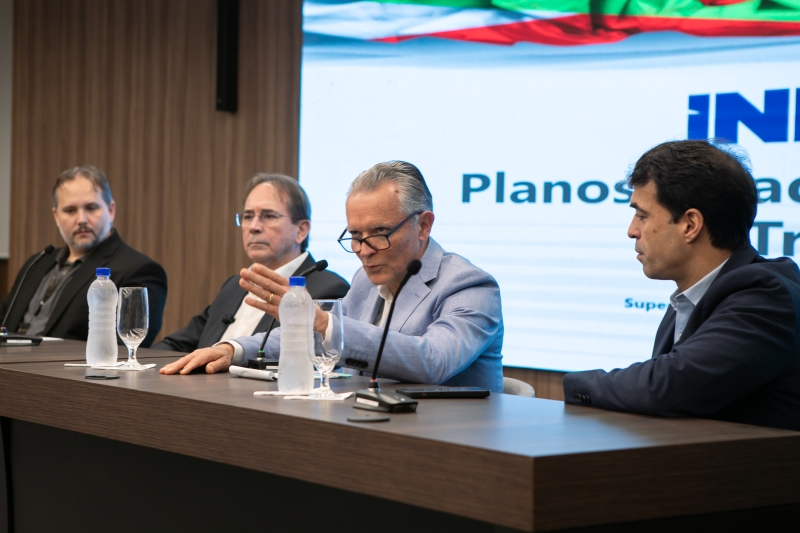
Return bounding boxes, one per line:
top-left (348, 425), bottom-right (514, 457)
top-left (214, 340), bottom-right (244, 366)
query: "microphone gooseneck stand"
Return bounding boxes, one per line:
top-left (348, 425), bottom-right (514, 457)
top-left (353, 259), bottom-right (422, 413)
top-left (0, 245), bottom-right (57, 347)
top-left (248, 259), bottom-right (329, 370)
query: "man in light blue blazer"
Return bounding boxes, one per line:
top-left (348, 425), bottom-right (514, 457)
top-left (161, 161), bottom-right (504, 392)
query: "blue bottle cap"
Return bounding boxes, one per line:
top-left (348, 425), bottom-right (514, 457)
top-left (96, 267), bottom-right (111, 277)
top-left (288, 276), bottom-right (306, 287)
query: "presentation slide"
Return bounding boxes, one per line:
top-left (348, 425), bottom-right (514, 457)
top-left (299, 0), bottom-right (800, 371)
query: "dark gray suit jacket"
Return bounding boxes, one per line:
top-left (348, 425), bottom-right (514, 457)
top-left (564, 245), bottom-right (800, 431)
top-left (152, 254), bottom-right (349, 353)
top-left (0, 231), bottom-right (168, 347)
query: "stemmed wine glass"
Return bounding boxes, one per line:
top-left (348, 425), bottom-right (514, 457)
top-left (117, 287), bottom-right (149, 370)
top-left (309, 299), bottom-right (343, 399)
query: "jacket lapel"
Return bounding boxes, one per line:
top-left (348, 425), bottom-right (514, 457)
top-left (390, 238), bottom-right (441, 332)
top-left (677, 245), bottom-right (758, 344)
top-left (715, 245), bottom-right (758, 281)
top-left (292, 254), bottom-right (316, 279)
top-left (652, 307), bottom-right (676, 357)
top-left (653, 245), bottom-right (757, 357)
top-left (358, 285), bottom-right (382, 324)
top-left (5, 249), bottom-right (59, 331)
top-left (45, 231), bottom-right (122, 334)
top-left (211, 284), bottom-right (249, 339)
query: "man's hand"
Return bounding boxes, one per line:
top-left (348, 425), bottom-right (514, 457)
top-left (240, 264), bottom-right (330, 334)
top-left (159, 344), bottom-right (235, 375)
top-left (313, 306), bottom-right (329, 334)
top-left (240, 264), bottom-right (290, 319)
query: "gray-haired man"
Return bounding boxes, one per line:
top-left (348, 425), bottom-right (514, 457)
top-left (153, 173), bottom-right (350, 353)
top-left (161, 162), bottom-right (504, 392)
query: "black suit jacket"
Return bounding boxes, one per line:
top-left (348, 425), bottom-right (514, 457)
top-left (564, 245), bottom-right (800, 431)
top-left (0, 231), bottom-right (168, 347)
top-left (152, 254), bottom-right (350, 353)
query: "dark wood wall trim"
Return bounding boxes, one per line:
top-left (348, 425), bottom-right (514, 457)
top-left (9, 0), bottom-right (303, 340)
top-left (504, 366), bottom-right (566, 401)
top-left (0, 259), bottom-right (7, 303)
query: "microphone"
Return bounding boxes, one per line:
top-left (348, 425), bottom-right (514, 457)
top-left (250, 259), bottom-right (329, 369)
top-left (297, 259), bottom-right (327, 278)
top-left (1, 245), bottom-right (56, 346)
top-left (353, 259), bottom-right (422, 413)
top-left (221, 314), bottom-right (236, 325)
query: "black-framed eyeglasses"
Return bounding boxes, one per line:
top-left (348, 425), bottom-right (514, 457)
top-left (337, 212), bottom-right (422, 253)
top-left (236, 210), bottom-right (287, 228)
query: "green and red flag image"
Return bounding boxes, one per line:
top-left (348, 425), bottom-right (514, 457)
top-left (304, 0), bottom-right (800, 46)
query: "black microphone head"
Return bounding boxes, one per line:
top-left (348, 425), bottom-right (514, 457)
top-left (407, 259), bottom-right (422, 275)
top-left (44, 245), bottom-right (56, 254)
top-left (300, 259), bottom-right (329, 278)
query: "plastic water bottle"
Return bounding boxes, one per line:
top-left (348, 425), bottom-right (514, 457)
top-left (86, 267), bottom-right (119, 366)
top-left (278, 276), bottom-right (315, 394)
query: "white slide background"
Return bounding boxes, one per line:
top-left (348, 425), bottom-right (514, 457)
top-left (299, 30), bottom-right (800, 371)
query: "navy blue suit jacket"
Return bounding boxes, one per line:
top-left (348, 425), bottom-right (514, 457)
top-left (564, 245), bottom-right (800, 431)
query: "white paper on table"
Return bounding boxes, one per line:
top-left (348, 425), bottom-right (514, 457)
top-left (253, 390), bottom-right (354, 401)
top-left (230, 366), bottom-right (277, 381)
top-left (42, 337), bottom-right (63, 342)
top-left (284, 392), bottom-right (354, 401)
top-left (92, 363), bottom-right (156, 371)
top-left (231, 366), bottom-right (352, 382)
top-left (65, 362), bottom-right (126, 368)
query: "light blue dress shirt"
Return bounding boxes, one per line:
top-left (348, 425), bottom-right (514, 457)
top-left (669, 259), bottom-right (729, 343)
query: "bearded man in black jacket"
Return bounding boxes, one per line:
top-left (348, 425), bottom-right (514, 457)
top-left (1, 165), bottom-right (167, 347)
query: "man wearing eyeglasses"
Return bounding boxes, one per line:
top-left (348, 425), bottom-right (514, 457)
top-left (152, 173), bottom-right (350, 353)
top-left (161, 162), bottom-right (504, 393)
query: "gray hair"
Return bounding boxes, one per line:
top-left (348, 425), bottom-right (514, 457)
top-left (52, 165), bottom-right (114, 208)
top-left (242, 173), bottom-right (311, 252)
top-left (348, 161), bottom-right (433, 216)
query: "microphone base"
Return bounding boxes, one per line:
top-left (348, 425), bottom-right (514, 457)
top-left (247, 357), bottom-right (279, 370)
top-left (0, 334), bottom-right (44, 347)
top-left (354, 389), bottom-right (418, 413)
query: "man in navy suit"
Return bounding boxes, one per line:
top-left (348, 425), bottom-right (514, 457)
top-left (152, 174), bottom-right (349, 353)
top-left (564, 140), bottom-right (800, 431)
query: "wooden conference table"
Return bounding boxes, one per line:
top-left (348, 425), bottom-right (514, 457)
top-left (1, 341), bottom-right (799, 533)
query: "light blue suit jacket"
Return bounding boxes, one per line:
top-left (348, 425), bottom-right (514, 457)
top-left (232, 238), bottom-right (504, 392)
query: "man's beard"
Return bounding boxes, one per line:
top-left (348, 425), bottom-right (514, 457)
top-left (63, 223), bottom-right (108, 251)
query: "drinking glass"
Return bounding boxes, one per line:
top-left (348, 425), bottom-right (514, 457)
top-left (117, 287), bottom-right (149, 370)
top-left (309, 299), bottom-right (343, 399)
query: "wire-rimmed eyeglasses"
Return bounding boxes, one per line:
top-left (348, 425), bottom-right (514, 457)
top-left (337, 212), bottom-right (422, 253)
top-left (236, 210), bottom-right (287, 228)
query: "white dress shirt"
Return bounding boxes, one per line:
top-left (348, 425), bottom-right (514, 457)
top-left (219, 252), bottom-right (309, 343)
top-left (669, 258), bottom-right (728, 343)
